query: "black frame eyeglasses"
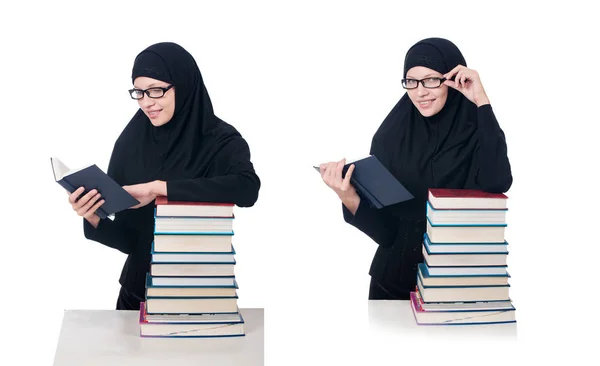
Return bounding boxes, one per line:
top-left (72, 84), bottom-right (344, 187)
top-left (401, 77), bottom-right (446, 90)
top-left (128, 85), bottom-right (174, 100)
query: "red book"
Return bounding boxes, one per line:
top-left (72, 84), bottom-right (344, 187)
top-left (155, 196), bottom-right (234, 217)
top-left (155, 196), bottom-right (234, 207)
top-left (428, 189), bottom-right (508, 210)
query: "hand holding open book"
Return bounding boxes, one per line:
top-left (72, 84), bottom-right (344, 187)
top-left (68, 186), bottom-right (106, 227)
top-left (314, 155), bottom-right (414, 209)
top-left (318, 158), bottom-right (359, 204)
top-left (51, 157), bottom-right (140, 219)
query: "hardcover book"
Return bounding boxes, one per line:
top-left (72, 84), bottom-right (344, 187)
top-left (314, 155), bottom-right (414, 209)
top-left (51, 157), bottom-right (139, 219)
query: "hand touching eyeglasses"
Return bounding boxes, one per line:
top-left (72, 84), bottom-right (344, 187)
top-left (443, 65), bottom-right (490, 107)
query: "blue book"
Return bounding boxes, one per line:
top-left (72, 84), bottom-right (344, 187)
top-left (139, 302), bottom-right (246, 337)
top-left (150, 243), bottom-right (236, 263)
top-left (314, 155), bottom-right (414, 209)
top-left (51, 157), bottom-right (139, 219)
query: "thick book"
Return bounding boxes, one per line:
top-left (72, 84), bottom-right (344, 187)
top-left (428, 189), bottom-right (508, 209)
top-left (150, 262), bottom-right (236, 277)
top-left (51, 157), bottom-right (139, 219)
top-left (426, 201), bottom-right (507, 225)
top-left (145, 273), bottom-right (239, 297)
top-left (426, 217), bottom-right (507, 243)
top-left (145, 295), bottom-right (239, 314)
top-left (417, 275), bottom-right (510, 303)
top-left (153, 234), bottom-right (234, 253)
top-left (410, 291), bottom-right (516, 325)
top-left (139, 302), bottom-right (245, 337)
top-left (417, 263), bottom-right (510, 287)
top-left (153, 214), bottom-right (235, 234)
top-left (314, 155), bottom-right (414, 209)
top-left (150, 243), bottom-right (237, 264)
top-left (155, 196), bottom-right (235, 217)
top-left (422, 244), bottom-right (508, 267)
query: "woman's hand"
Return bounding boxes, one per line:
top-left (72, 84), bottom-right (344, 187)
top-left (319, 158), bottom-right (361, 215)
top-left (68, 187), bottom-right (105, 228)
top-left (122, 181), bottom-right (164, 209)
top-left (443, 65), bottom-right (490, 107)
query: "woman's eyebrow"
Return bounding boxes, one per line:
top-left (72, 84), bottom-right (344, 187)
top-left (406, 73), bottom-right (441, 79)
top-left (133, 83), bottom-right (162, 89)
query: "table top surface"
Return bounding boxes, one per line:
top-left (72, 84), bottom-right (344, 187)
top-left (53, 307), bottom-right (264, 366)
top-left (52, 300), bottom-right (517, 365)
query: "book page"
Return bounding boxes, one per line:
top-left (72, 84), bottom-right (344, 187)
top-left (50, 157), bottom-right (71, 181)
top-left (51, 157), bottom-right (94, 180)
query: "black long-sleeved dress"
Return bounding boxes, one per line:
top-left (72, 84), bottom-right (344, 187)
top-left (82, 135), bottom-right (260, 308)
top-left (342, 104), bottom-right (512, 299)
top-left (80, 42), bottom-right (262, 310)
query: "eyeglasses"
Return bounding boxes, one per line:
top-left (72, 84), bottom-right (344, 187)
top-left (128, 85), bottom-right (174, 99)
top-left (401, 77), bottom-right (446, 90)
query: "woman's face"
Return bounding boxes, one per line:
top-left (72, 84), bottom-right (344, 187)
top-left (133, 76), bottom-right (176, 127)
top-left (405, 66), bottom-right (448, 117)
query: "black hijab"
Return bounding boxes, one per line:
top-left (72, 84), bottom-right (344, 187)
top-left (108, 42), bottom-right (242, 186)
top-left (371, 38), bottom-right (479, 218)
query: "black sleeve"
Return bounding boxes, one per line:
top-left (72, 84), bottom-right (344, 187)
top-left (475, 104), bottom-right (513, 193)
top-left (83, 215), bottom-right (139, 254)
top-left (166, 138), bottom-right (261, 207)
top-left (342, 199), bottom-right (397, 247)
top-left (81, 141), bottom-right (140, 255)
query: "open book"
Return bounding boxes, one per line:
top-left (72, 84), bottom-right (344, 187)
top-left (51, 157), bottom-right (139, 219)
top-left (314, 155), bottom-right (414, 209)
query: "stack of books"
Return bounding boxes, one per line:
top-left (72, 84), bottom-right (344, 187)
top-left (138, 197), bottom-right (245, 337)
top-left (410, 188), bottom-right (517, 325)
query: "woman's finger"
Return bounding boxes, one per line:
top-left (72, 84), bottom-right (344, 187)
top-left (321, 162), bottom-right (334, 183)
top-left (460, 72), bottom-right (469, 87)
top-left (443, 79), bottom-right (458, 90)
top-left (326, 162), bottom-right (336, 185)
top-left (342, 164), bottom-right (355, 191)
top-left (323, 162), bottom-right (332, 185)
top-left (334, 159), bottom-right (346, 186)
top-left (77, 192), bottom-right (101, 216)
top-left (68, 187), bottom-right (85, 204)
top-left (319, 163), bottom-right (328, 180)
top-left (456, 70), bottom-right (465, 88)
top-left (73, 189), bottom-right (98, 210)
top-left (84, 199), bottom-right (105, 220)
top-left (444, 65), bottom-right (462, 81)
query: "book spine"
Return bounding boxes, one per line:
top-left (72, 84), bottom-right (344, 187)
top-left (57, 178), bottom-right (76, 193)
top-left (96, 207), bottom-right (108, 219)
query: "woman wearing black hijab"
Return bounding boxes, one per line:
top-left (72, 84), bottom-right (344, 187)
top-left (67, 42), bottom-right (261, 310)
top-left (319, 38), bottom-right (512, 300)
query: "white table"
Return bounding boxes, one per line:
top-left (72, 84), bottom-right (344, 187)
top-left (53, 308), bottom-right (264, 366)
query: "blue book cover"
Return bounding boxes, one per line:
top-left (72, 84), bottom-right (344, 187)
top-left (314, 155), bottom-right (413, 209)
top-left (426, 216), bottom-right (507, 227)
top-left (51, 157), bottom-right (139, 219)
top-left (146, 273), bottom-right (239, 288)
top-left (150, 242), bottom-right (236, 255)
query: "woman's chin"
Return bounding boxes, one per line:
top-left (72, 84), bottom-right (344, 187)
top-left (150, 119), bottom-right (170, 127)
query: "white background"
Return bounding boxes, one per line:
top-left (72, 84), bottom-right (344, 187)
top-left (1, 0), bottom-right (599, 364)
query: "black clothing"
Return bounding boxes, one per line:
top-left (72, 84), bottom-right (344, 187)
top-left (343, 38), bottom-right (512, 296)
top-left (116, 286), bottom-right (144, 310)
top-left (369, 277), bottom-right (410, 300)
top-left (403, 39), bottom-right (467, 77)
top-left (83, 43), bottom-right (260, 310)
